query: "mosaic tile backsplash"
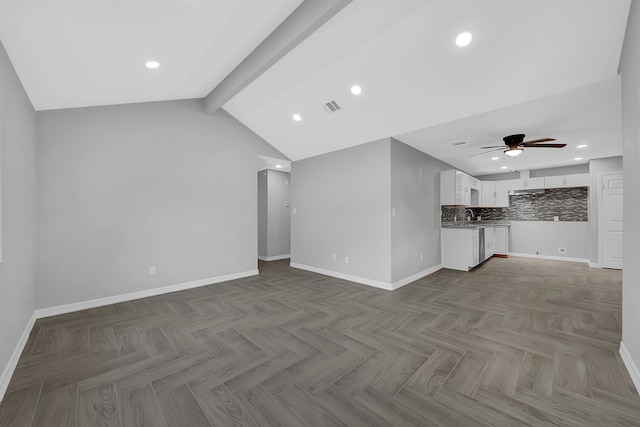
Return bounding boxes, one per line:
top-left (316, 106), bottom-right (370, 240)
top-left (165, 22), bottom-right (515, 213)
top-left (441, 187), bottom-right (588, 222)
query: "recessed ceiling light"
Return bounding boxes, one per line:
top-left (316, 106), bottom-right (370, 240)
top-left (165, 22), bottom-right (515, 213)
top-left (350, 85), bottom-right (362, 95)
top-left (145, 61), bottom-right (160, 69)
top-left (292, 114), bottom-right (302, 122)
top-left (577, 144), bottom-right (588, 148)
top-left (456, 32), bottom-right (472, 47)
top-left (501, 166), bottom-right (508, 169)
top-left (275, 164), bottom-right (282, 169)
top-left (491, 157), bottom-right (499, 160)
top-left (575, 157), bottom-right (583, 161)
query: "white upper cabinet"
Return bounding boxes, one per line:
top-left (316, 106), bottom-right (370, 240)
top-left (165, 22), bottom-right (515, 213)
top-left (544, 173), bottom-right (589, 189)
top-left (495, 180), bottom-right (510, 207)
top-left (465, 175), bottom-right (481, 191)
top-left (441, 170), bottom-right (589, 208)
top-left (479, 180), bottom-right (509, 207)
top-left (508, 177), bottom-right (545, 190)
top-left (440, 170), bottom-right (470, 205)
top-left (481, 181), bottom-right (496, 206)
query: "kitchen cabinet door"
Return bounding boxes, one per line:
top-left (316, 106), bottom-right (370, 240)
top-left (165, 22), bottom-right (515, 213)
top-left (481, 181), bottom-right (496, 206)
top-left (544, 173), bottom-right (589, 189)
top-left (484, 227), bottom-right (495, 260)
top-left (441, 228), bottom-right (479, 271)
top-left (544, 175), bottom-right (565, 188)
top-left (509, 177), bottom-right (544, 190)
top-left (495, 180), bottom-right (510, 207)
top-left (466, 174), bottom-right (481, 191)
top-left (525, 177), bottom-right (545, 189)
top-left (564, 173), bottom-right (589, 187)
top-left (440, 170), bottom-right (470, 205)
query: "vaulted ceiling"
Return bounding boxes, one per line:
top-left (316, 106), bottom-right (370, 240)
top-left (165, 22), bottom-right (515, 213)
top-left (0, 0), bottom-right (630, 174)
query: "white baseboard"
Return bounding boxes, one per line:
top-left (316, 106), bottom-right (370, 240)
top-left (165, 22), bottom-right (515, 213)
top-left (509, 253), bottom-right (589, 264)
top-left (620, 341), bottom-right (640, 395)
top-left (588, 262), bottom-right (601, 268)
top-left (290, 263), bottom-right (394, 290)
top-left (392, 265), bottom-right (442, 290)
top-left (289, 263), bottom-right (442, 291)
top-left (0, 312), bottom-right (37, 401)
top-left (258, 254), bottom-right (291, 261)
top-left (35, 270), bottom-right (258, 319)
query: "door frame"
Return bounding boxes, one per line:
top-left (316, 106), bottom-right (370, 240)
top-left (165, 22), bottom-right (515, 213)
top-left (598, 170), bottom-right (623, 268)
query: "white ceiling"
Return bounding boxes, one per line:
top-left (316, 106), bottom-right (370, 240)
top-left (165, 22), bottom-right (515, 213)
top-left (224, 0), bottom-right (630, 170)
top-left (395, 77), bottom-right (623, 175)
top-left (0, 0), bottom-right (302, 110)
top-left (0, 0), bottom-right (631, 174)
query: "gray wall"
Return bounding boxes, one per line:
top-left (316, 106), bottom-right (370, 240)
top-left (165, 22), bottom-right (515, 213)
top-left (390, 139), bottom-right (451, 282)
top-left (0, 42), bottom-right (37, 388)
top-left (509, 221), bottom-right (589, 259)
top-left (475, 171), bottom-right (520, 181)
top-left (257, 170), bottom-right (268, 257)
top-left (36, 102), bottom-right (284, 308)
top-left (588, 156), bottom-right (623, 265)
top-left (266, 170), bottom-right (291, 258)
top-left (291, 139), bottom-right (392, 283)
top-left (529, 164), bottom-right (589, 177)
top-left (620, 0), bottom-right (640, 375)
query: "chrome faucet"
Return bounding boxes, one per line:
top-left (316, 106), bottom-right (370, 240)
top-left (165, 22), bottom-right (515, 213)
top-left (462, 208), bottom-right (475, 227)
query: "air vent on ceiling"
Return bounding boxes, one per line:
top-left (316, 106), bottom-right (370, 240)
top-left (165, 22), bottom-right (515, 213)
top-left (323, 100), bottom-right (341, 113)
top-left (452, 140), bottom-right (469, 146)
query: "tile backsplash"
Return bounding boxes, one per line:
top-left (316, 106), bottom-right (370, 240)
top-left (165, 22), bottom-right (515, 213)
top-left (441, 187), bottom-right (588, 222)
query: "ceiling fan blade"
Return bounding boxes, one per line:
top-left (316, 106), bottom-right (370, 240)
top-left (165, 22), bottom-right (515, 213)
top-left (468, 148), bottom-right (503, 157)
top-left (524, 143), bottom-right (567, 148)
top-left (521, 138), bottom-right (556, 145)
top-left (479, 145), bottom-right (504, 149)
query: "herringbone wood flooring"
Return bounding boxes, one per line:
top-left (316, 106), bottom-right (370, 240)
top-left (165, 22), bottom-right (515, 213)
top-left (1, 257), bottom-right (639, 426)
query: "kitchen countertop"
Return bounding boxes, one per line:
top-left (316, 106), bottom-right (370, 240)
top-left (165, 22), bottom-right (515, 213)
top-left (441, 221), bottom-right (511, 229)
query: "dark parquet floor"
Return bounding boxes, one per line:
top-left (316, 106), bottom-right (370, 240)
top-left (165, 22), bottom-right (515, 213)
top-left (1, 257), bottom-right (639, 426)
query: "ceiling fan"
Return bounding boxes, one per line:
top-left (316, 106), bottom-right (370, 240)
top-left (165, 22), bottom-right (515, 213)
top-left (469, 134), bottom-right (566, 157)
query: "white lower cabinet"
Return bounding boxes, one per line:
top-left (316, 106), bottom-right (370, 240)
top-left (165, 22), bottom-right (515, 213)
top-left (484, 227), bottom-right (495, 260)
top-left (442, 226), bottom-right (506, 271)
top-left (442, 228), bottom-right (479, 271)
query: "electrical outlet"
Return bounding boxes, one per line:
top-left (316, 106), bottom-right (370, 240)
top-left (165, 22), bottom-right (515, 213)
top-left (392, 208), bottom-right (396, 217)
top-left (149, 266), bottom-right (156, 276)
top-left (344, 256), bottom-right (349, 264)
top-left (332, 253), bottom-right (336, 260)
top-left (559, 247), bottom-right (567, 254)
top-left (420, 253), bottom-right (424, 261)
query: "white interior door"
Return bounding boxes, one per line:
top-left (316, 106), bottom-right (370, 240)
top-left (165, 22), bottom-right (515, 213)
top-left (602, 172), bottom-right (623, 269)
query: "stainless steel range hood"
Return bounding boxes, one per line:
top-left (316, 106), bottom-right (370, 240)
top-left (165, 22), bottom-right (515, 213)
top-left (508, 188), bottom-right (545, 195)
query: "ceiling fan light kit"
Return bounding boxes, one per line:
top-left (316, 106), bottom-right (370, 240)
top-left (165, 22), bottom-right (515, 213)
top-left (470, 133), bottom-right (567, 159)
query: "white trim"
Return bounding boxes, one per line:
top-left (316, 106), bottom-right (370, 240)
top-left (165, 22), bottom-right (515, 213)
top-left (0, 312), bottom-right (37, 401)
top-left (35, 270), bottom-right (258, 319)
top-left (620, 341), bottom-right (640, 395)
top-left (588, 262), bottom-right (600, 268)
top-left (290, 263), bottom-right (394, 290)
top-left (289, 263), bottom-right (442, 291)
top-left (258, 254), bottom-right (291, 261)
top-left (599, 171), bottom-right (623, 270)
top-left (509, 253), bottom-right (589, 264)
top-left (391, 265), bottom-right (442, 290)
